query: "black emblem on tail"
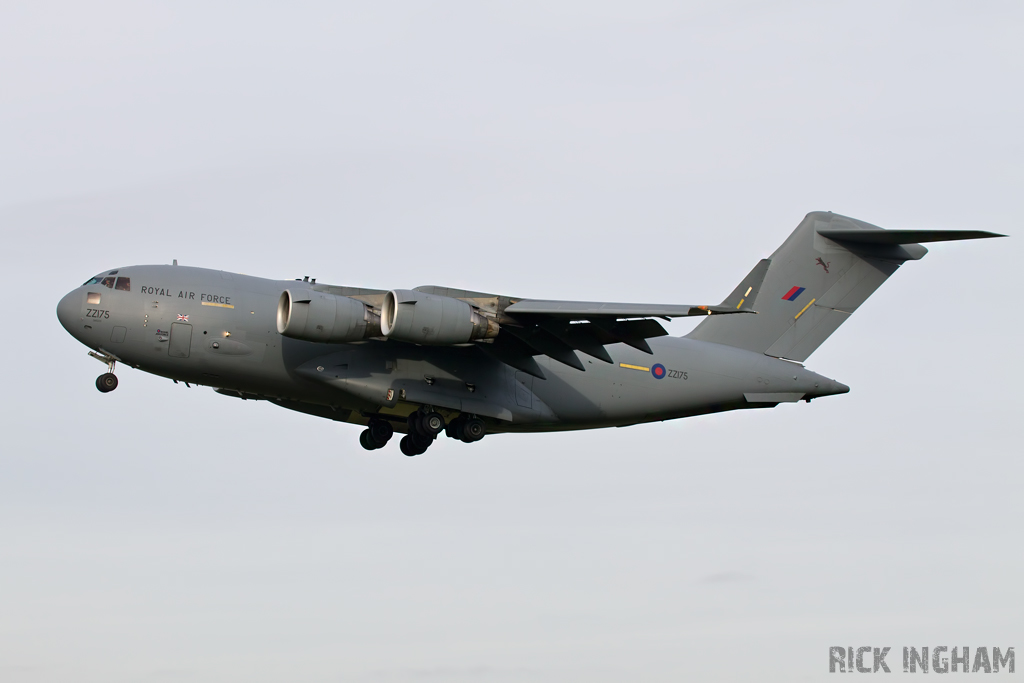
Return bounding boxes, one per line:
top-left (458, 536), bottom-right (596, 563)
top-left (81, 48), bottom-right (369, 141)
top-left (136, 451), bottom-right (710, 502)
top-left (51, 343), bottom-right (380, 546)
top-left (815, 257), bottom-right (830, 273)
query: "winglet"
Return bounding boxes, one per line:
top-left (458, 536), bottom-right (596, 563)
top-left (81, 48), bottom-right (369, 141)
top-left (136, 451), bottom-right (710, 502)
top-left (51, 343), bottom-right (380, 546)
top-left (720, 258), bottom-right (770, 311)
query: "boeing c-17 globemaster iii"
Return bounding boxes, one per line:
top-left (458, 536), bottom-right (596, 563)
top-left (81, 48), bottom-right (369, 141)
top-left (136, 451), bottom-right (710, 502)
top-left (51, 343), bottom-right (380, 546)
top-left (56, 212), bottom-right (1003, 456)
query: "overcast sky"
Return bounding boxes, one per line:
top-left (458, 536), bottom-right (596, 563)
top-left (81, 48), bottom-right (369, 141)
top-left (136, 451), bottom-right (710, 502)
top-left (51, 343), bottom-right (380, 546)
top-left (1, 2), bottom-right (1021, 681)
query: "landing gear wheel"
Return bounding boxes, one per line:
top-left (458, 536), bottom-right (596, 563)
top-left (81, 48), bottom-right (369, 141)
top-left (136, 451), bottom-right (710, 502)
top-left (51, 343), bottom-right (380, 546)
top-left (409, 411), bottom-right (444, 438)
top-left (421, 411), bottom-right (445, 436)
top-left (462, 417), bottom-right (486, 443)
top-left (400, 435), bottom-right (428, 457)
top-left (368, 419), bottom-right (394, 446)
top-left (359, 429), bottom-right (379, 451)
top-left (409, 412), bottom-right (427, 437)
top-left (96, 373), bottom-right (118, 393)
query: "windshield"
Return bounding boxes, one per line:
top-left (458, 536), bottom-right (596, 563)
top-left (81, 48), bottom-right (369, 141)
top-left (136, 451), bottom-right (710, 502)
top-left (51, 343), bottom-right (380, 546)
top-left (82, 271), bottom-right (122, 288)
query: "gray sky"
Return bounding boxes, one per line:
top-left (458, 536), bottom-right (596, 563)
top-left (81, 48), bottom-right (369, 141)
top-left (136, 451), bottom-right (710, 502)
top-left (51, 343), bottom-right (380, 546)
top-left (1, 2), bottom-right (1021, 681)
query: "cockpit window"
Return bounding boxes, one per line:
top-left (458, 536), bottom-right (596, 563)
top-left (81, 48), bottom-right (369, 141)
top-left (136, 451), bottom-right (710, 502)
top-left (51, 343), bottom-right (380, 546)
top-left (100, 277), bottom-right (115, 288)
top-left (83, 276), bottom-right (102, 285)
top-left (115, 277), bottom-right (130, 292)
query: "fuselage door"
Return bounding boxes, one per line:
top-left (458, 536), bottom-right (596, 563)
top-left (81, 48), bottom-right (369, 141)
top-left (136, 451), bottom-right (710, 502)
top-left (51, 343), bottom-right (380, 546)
top-left (168, 323), bottom-right (193, 358)
top-left (514, 371), bottom-right (534, 409)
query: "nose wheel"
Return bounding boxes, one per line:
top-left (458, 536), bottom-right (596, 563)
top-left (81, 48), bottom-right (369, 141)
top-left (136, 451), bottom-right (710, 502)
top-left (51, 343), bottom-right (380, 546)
top-left (96, 373), bottom-right (118, 393)
top-left (88, 350), bottom-right (121, 393)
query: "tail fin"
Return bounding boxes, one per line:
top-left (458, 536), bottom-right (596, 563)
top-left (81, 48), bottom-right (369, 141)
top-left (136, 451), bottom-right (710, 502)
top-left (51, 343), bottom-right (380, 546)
top-left (687, 211), bottom-right (1004, 361)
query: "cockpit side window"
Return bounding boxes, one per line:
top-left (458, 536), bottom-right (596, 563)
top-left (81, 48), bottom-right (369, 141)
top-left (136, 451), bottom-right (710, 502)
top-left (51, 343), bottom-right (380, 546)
top-left (83, 276), bottom-right (102, 286)
top-left (115, 277), bottom-right (130, 292)
top-left (100, 277), bottom-right (115, 288)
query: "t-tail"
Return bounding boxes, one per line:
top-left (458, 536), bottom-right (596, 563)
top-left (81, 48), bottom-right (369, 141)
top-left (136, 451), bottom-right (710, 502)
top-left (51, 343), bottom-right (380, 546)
top-left (687, 211), bottom-right (1004, 361)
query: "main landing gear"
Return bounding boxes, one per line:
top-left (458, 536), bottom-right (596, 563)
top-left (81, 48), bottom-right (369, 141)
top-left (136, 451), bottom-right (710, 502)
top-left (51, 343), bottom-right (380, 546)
top-left (89, 350), bottom-right (120, 393)
top-left (360, 410), bottom-right (488, 456)
top-left (399, 410), bottom-right (445, 456)
top-left (359, 418), bottom-right (395, 451)
top-left (445, 415), bottom-right (486, 444)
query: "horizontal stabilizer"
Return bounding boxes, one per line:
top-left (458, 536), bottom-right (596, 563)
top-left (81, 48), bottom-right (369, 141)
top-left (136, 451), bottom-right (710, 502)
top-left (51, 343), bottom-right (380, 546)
top-left (817, 228), bottom-right (1005, 244)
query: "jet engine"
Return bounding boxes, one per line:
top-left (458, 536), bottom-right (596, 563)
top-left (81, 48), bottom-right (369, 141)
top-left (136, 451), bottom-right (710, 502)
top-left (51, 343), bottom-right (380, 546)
top-left (381, 289), bottom-right (499, 345)
top-left (277, 289), bottom-right (382, 343)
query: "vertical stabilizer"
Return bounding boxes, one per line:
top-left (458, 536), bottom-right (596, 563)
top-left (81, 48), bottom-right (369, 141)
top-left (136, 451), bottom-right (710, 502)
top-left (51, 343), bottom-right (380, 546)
top-left (686, 211), bottom-right (1003, 361)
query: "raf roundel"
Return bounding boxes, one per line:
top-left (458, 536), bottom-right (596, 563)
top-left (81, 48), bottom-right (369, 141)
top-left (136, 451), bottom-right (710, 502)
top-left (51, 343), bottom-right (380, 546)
top-left (651, 363), bottom-right (666, 379)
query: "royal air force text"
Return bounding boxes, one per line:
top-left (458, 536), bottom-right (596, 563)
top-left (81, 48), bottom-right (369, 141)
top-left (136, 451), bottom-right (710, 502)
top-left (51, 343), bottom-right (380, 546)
top-left (139, 287), bottom-right (231, 306)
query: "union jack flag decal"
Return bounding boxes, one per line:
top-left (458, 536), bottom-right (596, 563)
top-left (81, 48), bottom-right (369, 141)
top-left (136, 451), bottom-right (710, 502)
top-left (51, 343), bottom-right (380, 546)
top-left (177, 314), bottom-right (189, 322)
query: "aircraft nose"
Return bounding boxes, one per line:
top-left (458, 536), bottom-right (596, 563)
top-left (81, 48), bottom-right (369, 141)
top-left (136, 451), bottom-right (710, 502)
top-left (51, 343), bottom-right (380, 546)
top-left (56, 290), bottom-right (79, 334)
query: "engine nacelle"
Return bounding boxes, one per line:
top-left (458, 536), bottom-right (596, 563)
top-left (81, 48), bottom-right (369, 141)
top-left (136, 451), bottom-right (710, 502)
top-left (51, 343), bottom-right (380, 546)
top-left (381, 289), bottom-right (499, 345)
top-left (277, 289), bottom-right (381, 343)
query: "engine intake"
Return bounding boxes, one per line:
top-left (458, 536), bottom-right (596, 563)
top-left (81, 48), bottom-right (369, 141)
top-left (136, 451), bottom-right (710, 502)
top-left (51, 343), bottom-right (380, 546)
top-left (381, 289), bottom-right (498, 345)
top-left (277, 289), bottom-right (381, 343)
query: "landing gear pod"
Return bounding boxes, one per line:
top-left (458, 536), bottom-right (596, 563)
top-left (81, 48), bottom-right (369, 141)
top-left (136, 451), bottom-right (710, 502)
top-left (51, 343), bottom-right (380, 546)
top-left (277, 290), bottom-right (382, 343)
top-left (380, 289), bottom-right (498, 345)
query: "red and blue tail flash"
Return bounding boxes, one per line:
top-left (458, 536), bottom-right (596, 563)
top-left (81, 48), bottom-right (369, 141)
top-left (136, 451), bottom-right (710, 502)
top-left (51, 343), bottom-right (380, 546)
top-left (782, 286), bottom-right (806, 301)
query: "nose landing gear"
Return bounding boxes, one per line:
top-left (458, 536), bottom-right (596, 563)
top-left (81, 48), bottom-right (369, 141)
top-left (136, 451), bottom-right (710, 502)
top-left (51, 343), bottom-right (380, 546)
top-left (96, 373), bottom-right (118, 392)
top-left (88, 350), bottom-right (121, 393)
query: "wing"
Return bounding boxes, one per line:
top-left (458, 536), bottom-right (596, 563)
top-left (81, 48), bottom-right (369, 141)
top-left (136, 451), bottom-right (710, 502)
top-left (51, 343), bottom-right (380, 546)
top-left (490, 301), bottom-right (745, 378)
top-left (462, 261), bottom-right (768, 379)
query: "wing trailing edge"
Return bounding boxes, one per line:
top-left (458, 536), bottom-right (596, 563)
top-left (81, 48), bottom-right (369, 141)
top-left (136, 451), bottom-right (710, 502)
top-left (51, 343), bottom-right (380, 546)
top-left (503, 300), bottom-right (749, 317)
